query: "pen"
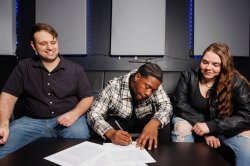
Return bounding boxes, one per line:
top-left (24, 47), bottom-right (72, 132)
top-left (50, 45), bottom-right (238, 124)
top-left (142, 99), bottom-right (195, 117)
top-left (115, 120), bottom-right (123, 130)
top-left (114, 120), bottom-right (132, 144)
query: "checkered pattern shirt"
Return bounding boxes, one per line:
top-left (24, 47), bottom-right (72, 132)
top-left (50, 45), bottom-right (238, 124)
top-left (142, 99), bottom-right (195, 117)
top-left (87, 70), bottom-right (173, 138)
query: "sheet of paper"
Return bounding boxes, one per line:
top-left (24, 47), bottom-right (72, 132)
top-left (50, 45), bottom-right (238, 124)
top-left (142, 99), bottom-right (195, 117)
top-left (83, 152), bottom-right (115, 166)
top-left (84, 152), bottom-right (148, 166)
top-left (45, 141), bottom-right (106, 166)
top-left (44, 141), bottom-right (154, 166)
top-left (103, 141), bottom-right (156, 164)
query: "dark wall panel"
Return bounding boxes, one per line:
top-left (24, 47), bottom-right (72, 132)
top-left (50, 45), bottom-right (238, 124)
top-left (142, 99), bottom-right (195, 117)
top-left (1, 0), bottom-right (249, 92)
top-left (16, 0), bottom-right (35, 59)
top-left (0, 56), bottom-right (18, 89)
top-left (88, 0), bottom-right (111, 55)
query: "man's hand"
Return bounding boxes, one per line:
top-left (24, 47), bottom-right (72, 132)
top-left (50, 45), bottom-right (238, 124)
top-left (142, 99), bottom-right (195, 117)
top-left (136, 119), bottom-right (160, 150)
top-left (105, 129), bottom-right (132, 146)
top-left (0, 120), bottom-right (10, 144)
top-left (57, 110), bottom-right (79, 127)
top-left (204, 135), bottom-right (221, 148)
top-left (193, 122), bottom-right (209, 136)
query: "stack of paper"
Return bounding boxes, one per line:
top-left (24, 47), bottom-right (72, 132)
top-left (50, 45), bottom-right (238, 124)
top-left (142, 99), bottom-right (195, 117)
top-left (45, 141), bottom-right (156, 166)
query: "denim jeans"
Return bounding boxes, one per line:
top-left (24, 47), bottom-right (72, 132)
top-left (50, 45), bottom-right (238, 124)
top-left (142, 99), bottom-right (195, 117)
top-left (0, 115), bottom-right (90, 158)
top-left (171, 116), bottom-right (250, 166)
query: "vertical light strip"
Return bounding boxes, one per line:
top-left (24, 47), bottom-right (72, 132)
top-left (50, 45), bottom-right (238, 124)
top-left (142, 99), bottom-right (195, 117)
top-left (15, 0), bottom-right (19, 46)
top-left (189, 0), bottom-right (193, 56)
top-left (189, 0), bottom-right (193, 50)
top-left (189, 0), bottom-right (200, 58)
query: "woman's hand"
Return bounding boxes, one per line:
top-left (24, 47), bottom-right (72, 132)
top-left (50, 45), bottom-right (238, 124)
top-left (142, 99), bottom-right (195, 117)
top-left (204, 135), bottom-right (221, 148)
top-left (193, 122), bottom-right (209, 136)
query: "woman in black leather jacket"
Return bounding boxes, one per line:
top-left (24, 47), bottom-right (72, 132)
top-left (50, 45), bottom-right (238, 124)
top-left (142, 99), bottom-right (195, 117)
top-left (171, 43), bottom-right (250, 166)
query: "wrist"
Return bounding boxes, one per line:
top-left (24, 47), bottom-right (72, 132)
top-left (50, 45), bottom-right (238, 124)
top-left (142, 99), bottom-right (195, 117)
top-left (71, 108), bottom-right (81, 118)
top-left (0, 118), bottom-right (9, 127)
top-left (105, 129), bottom-right (116, 140)
top-left (150, 118), bottom-right (161, 128)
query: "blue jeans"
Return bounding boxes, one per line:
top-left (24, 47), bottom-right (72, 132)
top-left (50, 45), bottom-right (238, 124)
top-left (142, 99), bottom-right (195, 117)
top-left (171, 116), bottom-right (250, 166)
top-left (0, 115), bottom-right (90, 158)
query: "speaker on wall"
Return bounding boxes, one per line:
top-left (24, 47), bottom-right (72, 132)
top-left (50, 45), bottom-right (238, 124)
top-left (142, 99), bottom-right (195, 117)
top-left (0, 0), bottom-right (16, 56)
top-left (193, 0), bottom-right (249, 57)
top-left (110, 0), bottom-right (166, 56)
top-left (36, 0), bottom-right (87, 55)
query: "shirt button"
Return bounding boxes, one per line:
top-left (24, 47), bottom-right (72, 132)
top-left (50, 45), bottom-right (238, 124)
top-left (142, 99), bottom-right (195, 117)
top-left (48, 73), bottom-right (51, 76)
top-left (47, 83), bottom-right (50, 86)
top-left (52, 112), bottom-right (54, 114)
top-left (48, 93), bottom-right (51, 96)
top-left (50, 101), bottom-right (53, 104)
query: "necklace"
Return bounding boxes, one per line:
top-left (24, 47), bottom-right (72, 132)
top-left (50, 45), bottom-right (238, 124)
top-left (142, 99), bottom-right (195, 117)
top-left (204, 81), bottom-right (212, 89)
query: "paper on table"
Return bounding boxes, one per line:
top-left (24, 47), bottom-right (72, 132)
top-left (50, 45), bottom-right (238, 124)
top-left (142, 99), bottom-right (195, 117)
top-left (44, 141), bottom-right (154, 166)
top-left (103, 141), bottom-right (156, 164)
top-left (44, 141), bottom-right (106, 166)
top-left (84, 148), bottom-right (149, 166)
top-left (103, 141), bottom-right (138, 151)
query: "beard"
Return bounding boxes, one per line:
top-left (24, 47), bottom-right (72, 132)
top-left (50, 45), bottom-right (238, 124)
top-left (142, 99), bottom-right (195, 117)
top-left (133, 88), bottom-right (140, 101)
top-left (130, 79), bottom-right (145, 101)
top-left (130, 77), bottom-right (139, 101)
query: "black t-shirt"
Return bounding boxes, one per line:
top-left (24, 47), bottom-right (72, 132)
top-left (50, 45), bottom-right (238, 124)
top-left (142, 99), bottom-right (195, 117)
top-left (2, 56), bottom-right (92, 118)
top-left (193, 88), bottom-right (209, 119)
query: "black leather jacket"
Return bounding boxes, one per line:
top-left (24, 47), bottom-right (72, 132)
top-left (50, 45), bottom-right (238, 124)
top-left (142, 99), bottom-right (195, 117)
top-left (173, 67), bottom-right (250, 137)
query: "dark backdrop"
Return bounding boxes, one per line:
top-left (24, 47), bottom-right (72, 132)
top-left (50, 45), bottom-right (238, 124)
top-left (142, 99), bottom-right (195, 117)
top-left (0, 0), bottom-right (249, 90)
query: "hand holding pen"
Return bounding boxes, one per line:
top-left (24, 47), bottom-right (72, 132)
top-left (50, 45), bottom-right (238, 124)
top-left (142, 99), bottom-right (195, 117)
top-left (114, 120), bottom-right (132, 145)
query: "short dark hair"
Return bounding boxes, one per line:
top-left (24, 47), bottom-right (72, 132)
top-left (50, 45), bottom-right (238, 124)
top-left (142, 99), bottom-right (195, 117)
top-left (137, 62), bottom-right (163, 82)
top-left (31, 23), bottom-right (58, 42)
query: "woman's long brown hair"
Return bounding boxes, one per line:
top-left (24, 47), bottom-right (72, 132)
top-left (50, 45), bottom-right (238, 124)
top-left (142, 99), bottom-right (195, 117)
top-left (202, 43), bottom-right (250, 117)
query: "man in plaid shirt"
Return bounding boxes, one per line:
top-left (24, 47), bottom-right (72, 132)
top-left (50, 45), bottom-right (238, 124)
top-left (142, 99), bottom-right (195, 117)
top-left (87, 62), bottom-right (172, 150)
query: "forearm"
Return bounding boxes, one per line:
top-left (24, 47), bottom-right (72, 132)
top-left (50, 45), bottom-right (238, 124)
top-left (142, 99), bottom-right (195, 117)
top-left (153, 104), bottom-right (172, 128)
top-left (207, 115), bottom-right (250, 135)
top-left (0, 92), bottom-right (17, 124)
top-left (153, 90), bottom-right (173, 127)
top-left (87, 112), bottom-right (113, 139)
top-left (87, 92), bottom-right (114, 138)
top-left (72, 96), bottom-right (94, 117)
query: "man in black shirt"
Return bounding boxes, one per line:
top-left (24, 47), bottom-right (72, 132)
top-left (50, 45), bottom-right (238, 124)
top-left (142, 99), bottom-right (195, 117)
top-left (0, 23), bottom-right (94, 158)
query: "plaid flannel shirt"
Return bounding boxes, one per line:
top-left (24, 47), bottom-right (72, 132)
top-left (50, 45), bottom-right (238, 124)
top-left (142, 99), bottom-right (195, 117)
top-left (87, 70), bottom-right (173, 138)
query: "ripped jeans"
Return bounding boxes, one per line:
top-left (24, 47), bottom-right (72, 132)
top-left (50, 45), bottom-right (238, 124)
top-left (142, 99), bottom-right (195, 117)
top-left (171, 116), bottom-right (250, 166)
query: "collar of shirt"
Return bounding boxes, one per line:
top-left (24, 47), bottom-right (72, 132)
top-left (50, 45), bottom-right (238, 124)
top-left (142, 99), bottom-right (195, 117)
top-left (31, 54), bottom-right (65, 72)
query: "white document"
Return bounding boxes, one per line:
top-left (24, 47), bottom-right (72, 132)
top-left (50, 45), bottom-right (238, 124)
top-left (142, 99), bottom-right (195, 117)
top-left (44, 141), bottom-right (154, 166)
top-left (45, 141), bottom-right (106, 166)
top-left (103, 142), bottom-right (156, 164)
top-left (83, 152), bottom-right (148, 166)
